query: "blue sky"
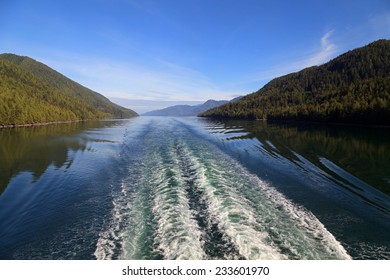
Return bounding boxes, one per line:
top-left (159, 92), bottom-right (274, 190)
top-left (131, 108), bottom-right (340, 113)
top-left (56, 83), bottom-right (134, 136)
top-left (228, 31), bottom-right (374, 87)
top-left (1, 0), bottom-right (389, 113)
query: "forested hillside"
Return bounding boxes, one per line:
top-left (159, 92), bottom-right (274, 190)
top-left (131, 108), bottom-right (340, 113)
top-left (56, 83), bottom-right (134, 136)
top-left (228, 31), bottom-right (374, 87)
top-left (0, 54), bottom-right (137, 126)
top-left (200, 40), bottom-right (390, 125)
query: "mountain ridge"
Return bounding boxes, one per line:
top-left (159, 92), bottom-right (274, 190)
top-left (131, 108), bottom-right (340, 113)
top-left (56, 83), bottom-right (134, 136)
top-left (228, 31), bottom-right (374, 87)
top-left (0, 54), bottom-right (137, 126)
top-left (199, 39), bottom-right (390, 125)
top-left (143, 99), bottom-right (235, 116)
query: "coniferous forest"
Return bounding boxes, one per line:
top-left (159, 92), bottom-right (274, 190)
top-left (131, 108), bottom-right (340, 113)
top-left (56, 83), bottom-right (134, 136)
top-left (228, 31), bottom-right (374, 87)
top-left (200, 40), bottom-right (390, 125)
top-left (0, 54), bottom-right (137, 126)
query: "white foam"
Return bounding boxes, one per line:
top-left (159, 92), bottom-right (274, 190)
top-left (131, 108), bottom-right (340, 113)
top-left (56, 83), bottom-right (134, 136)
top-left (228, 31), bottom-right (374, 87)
top-left (95, 118), bottom-right (352, 260)
top-left (94, 182), bottom-right (129, 260)
top-left (195, 161), bottom-right (286, 259)
top-left (149, 140), bottom-right (206, 260)
top-left (180, 139), bottom-right (351, 260)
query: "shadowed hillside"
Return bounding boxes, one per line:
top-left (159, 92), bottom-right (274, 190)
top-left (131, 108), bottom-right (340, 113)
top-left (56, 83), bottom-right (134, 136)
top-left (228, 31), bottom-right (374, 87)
top-left (200, 40), bottom-right (390, 125)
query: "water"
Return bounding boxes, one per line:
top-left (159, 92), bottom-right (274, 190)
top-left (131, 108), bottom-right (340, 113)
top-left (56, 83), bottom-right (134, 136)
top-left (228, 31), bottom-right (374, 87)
top-left (0, 117), bottom-right (389, 259)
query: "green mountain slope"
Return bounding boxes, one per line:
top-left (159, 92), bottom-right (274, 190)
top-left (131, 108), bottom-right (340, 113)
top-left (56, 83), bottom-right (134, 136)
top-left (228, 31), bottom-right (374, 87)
top-left (0, 54), bottom-right (137, 126)
top-left (200, 40), bottom-right (390, 125)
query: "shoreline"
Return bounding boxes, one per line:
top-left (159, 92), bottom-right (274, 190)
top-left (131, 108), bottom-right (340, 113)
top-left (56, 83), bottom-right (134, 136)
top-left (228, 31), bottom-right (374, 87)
top-left (263, 119), bottom-right (390, 129)
top-left (198, 116), bottom-right (390, 129)
top-left (2, 116), bottom-right (389, 129)
top-left (0, 116), bottom-right (138, 129)
top-left (0, 120), bottom-right (85, 129)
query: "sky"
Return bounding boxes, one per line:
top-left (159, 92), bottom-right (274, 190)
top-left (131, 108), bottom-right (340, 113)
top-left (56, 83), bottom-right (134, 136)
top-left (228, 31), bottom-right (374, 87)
top-left (1, 0), bottom-right (389, 113)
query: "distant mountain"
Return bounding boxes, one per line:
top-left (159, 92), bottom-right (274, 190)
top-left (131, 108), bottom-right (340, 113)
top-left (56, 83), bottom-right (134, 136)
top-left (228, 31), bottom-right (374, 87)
top-left (200, 40), bottom-right (390, 125)
top-left (0, 54), bottom-right (137, 126)
top-left (143, 99), bottom-right (232, 116)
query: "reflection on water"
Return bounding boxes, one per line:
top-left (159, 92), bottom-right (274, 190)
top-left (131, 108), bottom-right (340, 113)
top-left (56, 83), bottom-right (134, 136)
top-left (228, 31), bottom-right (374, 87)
top-left (0, 120), bottom-right (122, 195)
top-left (0, 117), bottom-right (389, 260)
top-left (206, 119), bottom-right (390, 196)
top-left (114, 117), bottom-right (390, 260)
top-left (195, 118), bottom-right (390, 259)
top-left (0, 119), bottom-right (130, 259)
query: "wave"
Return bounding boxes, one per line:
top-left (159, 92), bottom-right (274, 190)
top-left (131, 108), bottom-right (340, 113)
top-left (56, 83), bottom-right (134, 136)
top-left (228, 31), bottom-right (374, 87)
top-left (95, 118), bottom-right (351, 259)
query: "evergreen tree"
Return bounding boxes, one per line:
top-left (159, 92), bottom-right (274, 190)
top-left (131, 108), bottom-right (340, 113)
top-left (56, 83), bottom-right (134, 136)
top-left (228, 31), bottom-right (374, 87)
top-left (0, 54), bottom-right (138, 126)
top-left (200, 40), bottom-right (390, 125)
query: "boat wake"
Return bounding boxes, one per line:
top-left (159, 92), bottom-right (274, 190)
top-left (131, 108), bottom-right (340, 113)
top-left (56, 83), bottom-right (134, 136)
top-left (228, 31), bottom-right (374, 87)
top-left (95, 118), bottom-right (351, 260)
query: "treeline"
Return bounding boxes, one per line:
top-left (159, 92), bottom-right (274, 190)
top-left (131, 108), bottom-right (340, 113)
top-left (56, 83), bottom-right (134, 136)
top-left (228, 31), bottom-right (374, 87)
top-left (200, 40), bottom-right (390, 125)
top-left (0, 54), bottom-right (137, 126)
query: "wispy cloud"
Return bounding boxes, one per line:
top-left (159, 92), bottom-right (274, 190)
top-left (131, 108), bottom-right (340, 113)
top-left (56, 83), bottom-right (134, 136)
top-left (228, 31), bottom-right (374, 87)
top-left (37, 30), bottom-right (341, 106)
top-left (250, 31), bottom-right (338, 83)
top-left (42, 51), bottom-right (239, 103)
top-left (304, 31), bottom-right (336, 67)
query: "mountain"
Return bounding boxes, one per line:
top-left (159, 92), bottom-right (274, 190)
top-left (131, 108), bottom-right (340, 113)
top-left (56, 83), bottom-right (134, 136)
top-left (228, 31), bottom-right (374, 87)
top-left (0, 54), bottom-right (137, 126)
top-left (143, 99), bottom-right (231, 116)
top-left (200, 40), bottom-right (390, 125)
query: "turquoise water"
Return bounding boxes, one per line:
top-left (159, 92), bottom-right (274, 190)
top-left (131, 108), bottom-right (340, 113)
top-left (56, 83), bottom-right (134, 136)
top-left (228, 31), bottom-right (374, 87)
top-left (0, 117), bottom-right (389, 259)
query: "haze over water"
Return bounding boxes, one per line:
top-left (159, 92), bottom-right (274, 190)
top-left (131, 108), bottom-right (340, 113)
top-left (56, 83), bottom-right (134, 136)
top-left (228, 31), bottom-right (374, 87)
top-left (0, 117), bottom-right (389, 259)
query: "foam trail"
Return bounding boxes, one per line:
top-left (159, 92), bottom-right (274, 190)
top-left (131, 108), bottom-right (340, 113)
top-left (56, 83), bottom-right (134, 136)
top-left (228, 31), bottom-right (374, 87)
top-left (179, 143), bottom-right (285, 259)
top-left (178, 132), bottom-right (351, 260)
top-left (94, 181), bottom-right (129, 259)
top-left (95, 117), bottom-right (351, 260)
top-left (147, 136), bottom-right (206, 259)
top-left (119, 177), bottom-right (156, 259)
top-left (113, 120), bottom-right (206, 260)
top-left (95, 122), bottom-right (154, 260)
top-left (95, 171), bottom-right (146, 259)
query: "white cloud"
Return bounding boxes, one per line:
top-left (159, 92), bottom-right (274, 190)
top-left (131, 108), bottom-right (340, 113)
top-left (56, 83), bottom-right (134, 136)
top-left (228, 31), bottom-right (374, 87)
top-left (33, 30), bottom-right (340, 108)
top-left (41, 51), bottom-right (239, 103)
top-left (250, 31), bottom-right (338, 83)
top-left (304, 31), bottom-right (336, 67)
